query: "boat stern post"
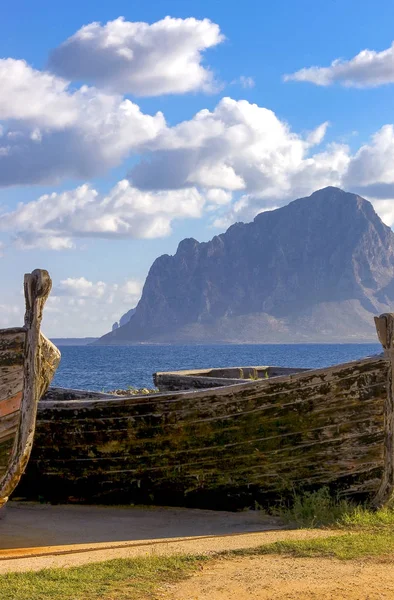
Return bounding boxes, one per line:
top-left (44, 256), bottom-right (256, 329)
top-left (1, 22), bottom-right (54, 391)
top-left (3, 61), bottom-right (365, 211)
top-left (373, 313), bottom-right (394, 507)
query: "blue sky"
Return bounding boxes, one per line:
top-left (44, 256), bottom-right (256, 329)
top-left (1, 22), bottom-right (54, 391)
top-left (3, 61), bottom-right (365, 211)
top-left (1, 0), bottom-right (394, 336)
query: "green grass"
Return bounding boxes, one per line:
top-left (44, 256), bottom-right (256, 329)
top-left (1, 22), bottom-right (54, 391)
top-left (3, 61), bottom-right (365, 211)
top-left (232, 531), bottom-right (394, 561)
top-left (2, 527), bottom-right (394, 599)
top-left (272, 487), bottom-right (353, 527)
top-left (340, 504), bottom-right (394, 529)
top-left (3, 489), bottom-right (394, 598)
top-left (248, 487), bottom-right (394, 561)
top-left (0, 554), bottom-right (206, 600)
top-left (272, 486), bottom-right (394, 529)
top-left (2, 533), bottom-right (394, 600)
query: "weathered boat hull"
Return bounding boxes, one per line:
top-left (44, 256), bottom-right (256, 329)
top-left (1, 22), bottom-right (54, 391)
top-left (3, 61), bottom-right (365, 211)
top-left (0, 270), bottom-right (60, 507)
top-left (17, 352), bottom-right (389, 509)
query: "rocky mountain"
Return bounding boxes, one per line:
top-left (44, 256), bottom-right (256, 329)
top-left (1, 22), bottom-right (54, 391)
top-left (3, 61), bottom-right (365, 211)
top-left (112, 308), bottom-right (136, 331)
top-left (98, 187), bottom-right (394, 344)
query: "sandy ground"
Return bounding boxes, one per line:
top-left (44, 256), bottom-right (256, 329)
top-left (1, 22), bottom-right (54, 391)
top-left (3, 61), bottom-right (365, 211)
top-left (0, 501), bottom-right (277, 549)
top-left (0, 502), bottom-right (340, 574)
top-left (1, 501), bottom-right (385, 598)
top-left (162, 555), bottom-right (394, 600)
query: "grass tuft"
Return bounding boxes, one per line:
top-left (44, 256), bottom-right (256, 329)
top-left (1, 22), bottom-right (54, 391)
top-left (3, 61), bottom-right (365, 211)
top-left (340, 504), bottom-right (394, 529)
top-left (246, 531), bottom-right (394, 560)
top-left (272, 487), bottom-right (355, 528)
top-left (0, 554), bottom-right (206, 600)
top-left (271, 487), bottom-right (394, 529)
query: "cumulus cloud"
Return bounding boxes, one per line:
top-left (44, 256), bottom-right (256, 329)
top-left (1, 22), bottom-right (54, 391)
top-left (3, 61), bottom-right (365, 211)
top-left (48, 16), bottom-right (224, 96)
top-left (206, 188), bottom-right (233, 205)
top-left (344, 125), bottom-right (394, 188)
top-left (0, 66), bottom-right (165, 185)
top-left (368, 199), bottom-right (394, 227)
top-left (0, 17), bottom-right (222, 186)
top-left (0, 274), bottom-right (143, 335)
top-left (130, 98), bottom-right (347, 216)
top-left (42, 276), bottom-right (143, 336)
top-left (212, 199), bottom-right (279, 230)
top-left (53, 275), bottom-right (142, 301)
top-left (53, 277), bottom-right (107, 298)
top-left (3, 62), bottom-right (394, 236)
top-left (52, 277), bottom-right (142, 303)
top-left (284, 42), bottom-right (394, 88)
top-left (338, 124), bottom-right (394, 225)
top-left (126, 97), bottom-right (394, 227)
top-left (121, 280), bottom-right (143, 298)
top-left (0, 59), bottom-right (78, 128)
top-left (0, 180), bottom-right (206, 248)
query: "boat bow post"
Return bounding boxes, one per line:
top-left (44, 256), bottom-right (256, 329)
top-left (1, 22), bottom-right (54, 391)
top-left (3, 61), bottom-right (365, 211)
top-left (373, 313), bottom-right (394, 507)
top-left (0, 269), bottom-right (59, 507)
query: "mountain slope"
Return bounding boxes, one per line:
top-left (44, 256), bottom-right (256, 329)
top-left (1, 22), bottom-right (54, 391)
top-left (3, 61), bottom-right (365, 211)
top-left (98, 187), bottom-right (394, 344)
top-left (112, 308), bottom-right (136, 331)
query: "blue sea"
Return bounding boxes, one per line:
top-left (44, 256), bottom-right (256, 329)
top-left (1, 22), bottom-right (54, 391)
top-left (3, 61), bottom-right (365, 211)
top-left (51, 344), bottom-right (382, 392)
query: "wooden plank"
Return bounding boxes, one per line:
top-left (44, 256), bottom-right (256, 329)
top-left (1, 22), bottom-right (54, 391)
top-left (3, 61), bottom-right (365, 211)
top-left (0, 364), bottom-right (24, 403)
top-left (0, 438), bottom-right (14, 476)
top-left (0, 330), bottom-right (25, 352)
top-left (16, 354), bottom-right (386, 506)
top-left (0, 428), bottom-right (17, 445)
top-left (0, 411), bottom-right (19, 437)
top-left (0, 393), bottom-right (22, 417)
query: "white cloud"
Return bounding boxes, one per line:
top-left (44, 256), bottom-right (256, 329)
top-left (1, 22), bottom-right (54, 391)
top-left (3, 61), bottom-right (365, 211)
top-left (127, 97), bottom-right (394, 227)
top-left (121, 280), bottom-right (143, 298)
top-left (42, 276), bottom-right (143, 336)
top-left (306, 122), bottom-right (330, 145)
top-left (3, 61), bottom-right (394, 237)
top-left (14, 234), bottom-right (74, 250)
top-left (232, 76), bottom-right (255, 89)
top-left (0, 59), bottom-right (165, 185)
top-left (0, 302), bottom-right (23, 328)
top-left (0, 180), bottom-right (206, 248)
top-left (130, 98), bottom-right (349, 220)
top-left (53, 277), bottom-right (107, 298)
top-left (206, 188), bottom-right (233, 205)
top-left (369, 199), bottom-right (394, 226)
top-left (7, 93), bottom-right (394, 239)
top-left (212, 199), bottom-right (279, 229)
top-left (344, 125), bottom-right (394, 188)
top-left (53, 276), bottom-right (142, 301)
top-left (0, 59), bottom-right (78, 128)
top-left (284, 42), bottom-right (394, 88)
top-left (48, 16), bottom-right (224, 96)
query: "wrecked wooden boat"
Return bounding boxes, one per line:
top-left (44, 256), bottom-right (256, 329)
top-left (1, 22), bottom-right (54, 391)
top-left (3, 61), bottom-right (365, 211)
top-left (15, 314), bottom-right (394, 509)
top-left (0, 270), bottom-right (60, 507)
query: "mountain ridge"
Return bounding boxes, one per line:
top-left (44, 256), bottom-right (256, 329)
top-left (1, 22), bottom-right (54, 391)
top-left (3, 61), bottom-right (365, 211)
top-left (97, 187), bottom-right (394, 344)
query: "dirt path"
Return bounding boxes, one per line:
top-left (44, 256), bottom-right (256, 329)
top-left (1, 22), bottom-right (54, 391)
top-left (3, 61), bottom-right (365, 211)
top-left (0, 502), bottom-right (278, 549)
top-left (0, 528), bottom-right (340, 574)
top-left (0, 502), bottom-right (341, 574)
top-left (162, 554), bottom-right (394, 600)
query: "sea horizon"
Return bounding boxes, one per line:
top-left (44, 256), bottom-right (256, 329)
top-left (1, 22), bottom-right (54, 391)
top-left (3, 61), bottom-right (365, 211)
top-left (50, 342), bottom-right (382, 392)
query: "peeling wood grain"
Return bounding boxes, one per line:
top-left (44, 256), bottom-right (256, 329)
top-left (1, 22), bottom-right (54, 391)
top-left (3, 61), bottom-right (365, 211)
top-left (373, 313), bottom-right (394, 507)
top-left (0, 270), bottom-right (60, 507)
top-left (16, 353), bottom-right (387, 509)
